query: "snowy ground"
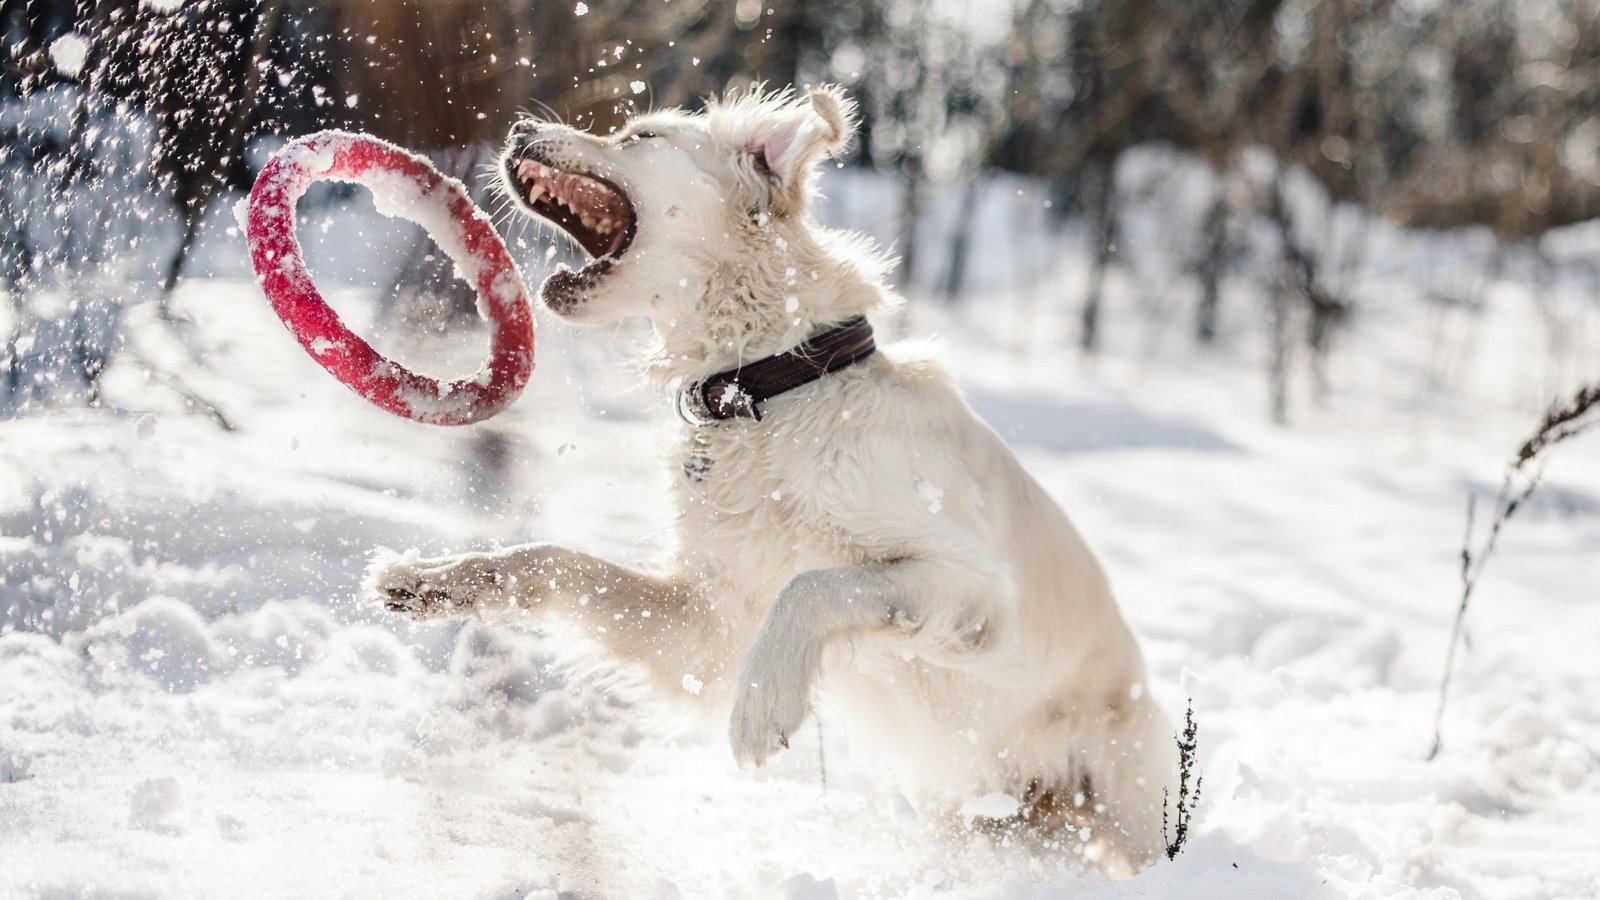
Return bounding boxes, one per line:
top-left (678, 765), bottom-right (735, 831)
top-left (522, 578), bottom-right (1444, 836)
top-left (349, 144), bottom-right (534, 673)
top-left (3, 173), bottom-right (1600, 899)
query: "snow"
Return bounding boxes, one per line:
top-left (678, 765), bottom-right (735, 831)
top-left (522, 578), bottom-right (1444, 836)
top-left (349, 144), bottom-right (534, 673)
top-left (3, 165), bottom-right (1600, 899)
top-left (960, 792), bottom-right (1022, 823)
top-left (47, 35), bottom-right (89, 79)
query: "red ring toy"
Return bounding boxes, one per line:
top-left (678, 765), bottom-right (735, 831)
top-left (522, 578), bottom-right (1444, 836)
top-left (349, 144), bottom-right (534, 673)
top-left (246, 130), bottom-right (533, 426)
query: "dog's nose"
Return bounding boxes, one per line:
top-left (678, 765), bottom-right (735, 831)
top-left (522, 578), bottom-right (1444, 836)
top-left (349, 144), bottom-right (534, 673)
top-left (506, 119), bottom-right (548, 155)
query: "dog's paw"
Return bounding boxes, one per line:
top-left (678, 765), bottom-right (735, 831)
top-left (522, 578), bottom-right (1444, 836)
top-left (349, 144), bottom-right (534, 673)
top-left (363, 547), bottom-right (505, 621)
top-left (728, 637), bottom-right (817, 767)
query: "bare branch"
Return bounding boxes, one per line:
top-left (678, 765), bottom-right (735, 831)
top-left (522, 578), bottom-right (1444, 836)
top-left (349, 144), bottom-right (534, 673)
top-left (1430, 380), bottom-right (1597, 759)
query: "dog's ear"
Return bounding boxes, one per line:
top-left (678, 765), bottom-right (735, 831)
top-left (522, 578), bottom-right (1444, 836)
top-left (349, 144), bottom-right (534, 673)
top-left (743, 86), bottom-right (856, 217)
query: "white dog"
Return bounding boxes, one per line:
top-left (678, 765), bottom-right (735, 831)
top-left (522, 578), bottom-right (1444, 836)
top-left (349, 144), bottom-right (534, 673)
top-left (367, 86), bottom-right (1174, 866)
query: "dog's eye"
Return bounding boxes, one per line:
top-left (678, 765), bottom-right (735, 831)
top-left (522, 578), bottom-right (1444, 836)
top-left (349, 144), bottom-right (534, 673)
top-left (626, 131), bottom-right (661, 143)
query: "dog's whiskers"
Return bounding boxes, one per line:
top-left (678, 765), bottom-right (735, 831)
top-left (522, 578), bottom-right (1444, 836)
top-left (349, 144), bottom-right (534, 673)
top-left (514, 100), bottom-right (567, 127)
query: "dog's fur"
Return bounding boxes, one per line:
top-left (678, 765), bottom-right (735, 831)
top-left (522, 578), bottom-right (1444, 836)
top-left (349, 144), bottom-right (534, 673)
top-left (366, 86), bottom-right (1174, 866)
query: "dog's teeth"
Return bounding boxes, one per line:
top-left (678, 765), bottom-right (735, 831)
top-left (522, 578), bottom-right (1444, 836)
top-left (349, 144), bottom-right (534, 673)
top-left (526, 184), bottom-right (545, 202)
top-left (580, 214), bottom-right (596, 229)
top-left (599, 217), bottom-right (615, 233)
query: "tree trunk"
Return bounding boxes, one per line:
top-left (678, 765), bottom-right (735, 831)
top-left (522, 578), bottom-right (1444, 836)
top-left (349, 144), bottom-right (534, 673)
top-left (1080, 156), bottom-right (1117, 354)
top-left (898, 161), bottom-right (923, 290)
top-left (939, 178), bottom-right (981, 302)
top-left (1196, 193), bottom-right (1227, 343)
top-left (1268, 286), bottom-right (1292, 425)
top-left (161, 0), bottom-right (289, 304)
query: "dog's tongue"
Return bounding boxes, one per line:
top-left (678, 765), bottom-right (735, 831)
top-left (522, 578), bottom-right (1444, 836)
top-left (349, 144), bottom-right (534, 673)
top-left (518, 160), bottom-right (628, 222)
top-left (561, 174), bottom-right (628, 222)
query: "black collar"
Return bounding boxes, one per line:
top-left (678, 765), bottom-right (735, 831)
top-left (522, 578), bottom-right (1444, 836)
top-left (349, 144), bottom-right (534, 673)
top-left (677, 317), bottom-right (877, 425)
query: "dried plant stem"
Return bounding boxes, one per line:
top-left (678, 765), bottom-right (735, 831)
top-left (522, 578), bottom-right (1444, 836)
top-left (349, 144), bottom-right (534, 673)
top-left (1162, 699), bottom-right (1202, 860)
top-left (1517, 384), bottom-right (1600, 464)
top-left (1429, 382), bottom-right (1598, 759)
top-left (1428, 472), bottom-right (1541, 760)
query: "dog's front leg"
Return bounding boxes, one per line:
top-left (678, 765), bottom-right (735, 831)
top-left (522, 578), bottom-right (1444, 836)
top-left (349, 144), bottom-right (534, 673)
top-left (729, 560), bottom-right (998, 766)
top-left (365, 544), bottom-right (714, 683)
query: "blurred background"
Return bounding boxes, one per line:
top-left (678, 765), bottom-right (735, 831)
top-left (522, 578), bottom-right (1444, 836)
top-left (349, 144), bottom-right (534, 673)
top-left (4, 0), bottom-right (1600, 425)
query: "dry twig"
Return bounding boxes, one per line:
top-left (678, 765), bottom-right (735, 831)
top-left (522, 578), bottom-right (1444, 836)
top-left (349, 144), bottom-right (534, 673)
top-left (1428, 382), bottom-right (1599, 759)
top-left (1162, 699), bottom-right (1203, 860)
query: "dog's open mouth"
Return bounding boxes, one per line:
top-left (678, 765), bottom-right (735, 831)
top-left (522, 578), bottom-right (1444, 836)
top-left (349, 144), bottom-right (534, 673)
top-left (506, 154), bottom-right (637, 266)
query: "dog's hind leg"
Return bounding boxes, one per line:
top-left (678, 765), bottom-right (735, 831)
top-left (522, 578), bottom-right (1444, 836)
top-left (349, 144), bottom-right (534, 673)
top-left (365, 544), bottom-right (719, 687)
top-left (727, 558), bottom-right (1001, 766)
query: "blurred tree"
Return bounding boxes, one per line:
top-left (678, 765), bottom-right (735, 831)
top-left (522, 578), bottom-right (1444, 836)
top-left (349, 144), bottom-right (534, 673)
top-left (2, 1), bottom-right (166, 415)
top-left (8, 0), bottom-right (1600, 423)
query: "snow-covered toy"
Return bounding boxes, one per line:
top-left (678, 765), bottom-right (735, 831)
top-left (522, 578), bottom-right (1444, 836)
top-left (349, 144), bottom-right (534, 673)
top-left (245, 131), bottom-right (533, 425)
